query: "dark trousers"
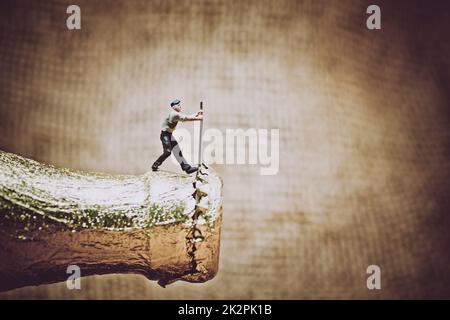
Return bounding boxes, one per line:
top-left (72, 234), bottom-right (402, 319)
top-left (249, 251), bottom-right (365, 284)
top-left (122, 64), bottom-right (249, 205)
top-left (153, 131), bottom-right (189, 168)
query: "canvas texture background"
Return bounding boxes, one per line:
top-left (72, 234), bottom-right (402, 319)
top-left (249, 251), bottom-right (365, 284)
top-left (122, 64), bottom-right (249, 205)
top-left (0, 0), bottom-right (450, 299)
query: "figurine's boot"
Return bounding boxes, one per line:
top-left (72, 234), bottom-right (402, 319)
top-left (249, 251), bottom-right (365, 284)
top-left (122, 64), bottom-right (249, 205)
top-left (151, 162), bottom-right (160, 172)
top-left (181, 164), bottom-right (198, 174)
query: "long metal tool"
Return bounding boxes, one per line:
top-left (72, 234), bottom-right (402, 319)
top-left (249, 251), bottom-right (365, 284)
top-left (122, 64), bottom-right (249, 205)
top-left (195, 101), bottom-right (204, 182)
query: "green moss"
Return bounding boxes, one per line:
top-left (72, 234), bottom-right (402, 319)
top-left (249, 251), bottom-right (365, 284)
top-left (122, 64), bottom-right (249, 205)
top-left (144, 201), bottom-right (188, 226)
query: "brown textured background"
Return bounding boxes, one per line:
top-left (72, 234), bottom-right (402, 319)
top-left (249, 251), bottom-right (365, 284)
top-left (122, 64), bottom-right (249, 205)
top-left (1, 0), bottom-right (450, 299)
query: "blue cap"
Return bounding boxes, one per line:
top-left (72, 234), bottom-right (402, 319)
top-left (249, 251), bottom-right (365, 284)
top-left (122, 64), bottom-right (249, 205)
top-left (170, 99), bottom-right (181, 107)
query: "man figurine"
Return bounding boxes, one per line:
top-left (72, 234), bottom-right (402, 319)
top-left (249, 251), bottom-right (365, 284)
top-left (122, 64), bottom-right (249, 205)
top-left (151, 99), bottom-right (203, 174)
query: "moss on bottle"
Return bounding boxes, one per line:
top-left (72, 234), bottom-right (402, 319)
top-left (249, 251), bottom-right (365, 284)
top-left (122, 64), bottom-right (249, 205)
top-left (0, 151), bottom-right (199, 240)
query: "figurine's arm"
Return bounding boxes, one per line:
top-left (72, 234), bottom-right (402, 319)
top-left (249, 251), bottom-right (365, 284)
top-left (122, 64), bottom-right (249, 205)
top-left (183, 111), bottom-right (203, 121)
